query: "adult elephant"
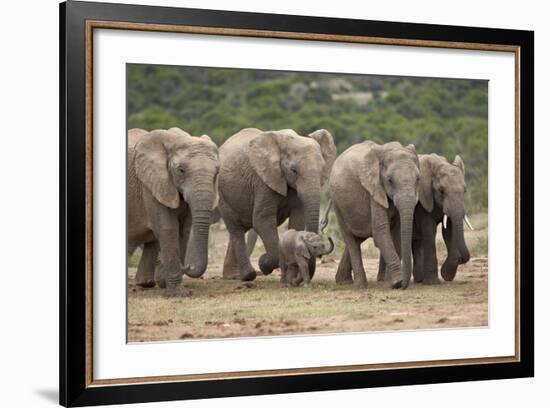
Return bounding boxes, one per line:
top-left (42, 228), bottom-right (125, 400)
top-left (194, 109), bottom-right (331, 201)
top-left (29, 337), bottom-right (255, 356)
top-left (127, 127), bottom-right (219, 297)
top-left (408, 154), bottom-right (472, 283)
top-left (218, 128), bottom-right (336, 281)
top-left (330, 141), bottom-right (420, 289)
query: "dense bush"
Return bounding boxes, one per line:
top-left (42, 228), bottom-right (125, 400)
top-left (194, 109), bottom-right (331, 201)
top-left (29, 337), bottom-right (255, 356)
top-left (127, 65), bottom-right (487, 211)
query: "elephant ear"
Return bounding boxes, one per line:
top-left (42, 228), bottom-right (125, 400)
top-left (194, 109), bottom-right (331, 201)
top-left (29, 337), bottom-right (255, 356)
top-left (128, 128), bottom-right (148, 148)
top-left (296, 233), bottom-right (311, 260)
top-left (168, 127), bottom-right (191, 138)
top-left (360, 146), bottom-right (388, 209)
top-left (249, 131), bottom-right (287, 196)
top-left (309, 129), bottom-right (337, 183)
top-left (418, 155), bottom-right (434, 212)
top-left (134, 129), bottom-right (181, 209)
top-left (406, 144), bottom-right (420, 166)
top-left (453, 155), bottom-right (465, 174)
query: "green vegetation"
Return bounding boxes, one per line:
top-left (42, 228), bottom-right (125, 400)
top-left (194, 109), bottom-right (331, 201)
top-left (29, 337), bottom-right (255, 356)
top-left (127, 64), bottom-right (488, 211)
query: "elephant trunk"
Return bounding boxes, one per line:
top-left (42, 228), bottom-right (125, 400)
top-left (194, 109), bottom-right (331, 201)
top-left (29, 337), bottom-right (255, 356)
top-left (185, 187), bottom-right (214, 278)
top-left (299, 183), bottom-right (321, 277)
top-left (442, 212), bottom-right (470, 281)
top-left (396, 197), bottom-right (416, 289)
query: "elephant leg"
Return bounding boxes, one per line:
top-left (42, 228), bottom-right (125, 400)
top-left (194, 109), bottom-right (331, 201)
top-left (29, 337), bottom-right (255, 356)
top-left (135, 240), bottom-right (158, 288)
top-left (371, 206), bottom-right (401, 289)
top-left (255, 223), bottom-right (280, 275)
top-left (245, 230), bottom-right (259, 257)
top-left (335, 206), bottom-right (367, 288)
top-left (288, 264), bottom-right (301, 286)
top-left (222, 240), bottom-right (240, 280)
top-left (155, 224), bottom-right (191, 297)
top-left (225, 227), bottom-right (257, 281)
top-left (377, 254), bottom-right (386, 282)
top-left (279, 258), bottom-right (289, 287)
top-left (153, 255), bottom-right (164, 288)
top-left (253, 202), bottom-right (280, 275)
top-left (335, 246), bottom-right (353, 284)
top-left (296, 257), bottom-right (311, 287)
top-left (441, 221), bottom-right (459, 281)
top-left (412, 239), bottom-right (425, 283)
top-left (421, 220), bottom-right (440, 284)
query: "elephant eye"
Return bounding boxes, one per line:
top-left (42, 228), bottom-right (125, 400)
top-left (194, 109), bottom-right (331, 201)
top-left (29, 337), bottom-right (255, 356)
top-left (387, 177), bottom-right (394, 186)
top-left (178, 166), bottom-right (185, 175)
top-left (290, 166), bottom-right (298, 175)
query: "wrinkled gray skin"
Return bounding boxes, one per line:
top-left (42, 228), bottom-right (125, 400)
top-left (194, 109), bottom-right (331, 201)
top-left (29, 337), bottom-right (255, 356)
top-left (279, 230), bottom-right (334, 287)
top-left (218, 128), bottom-right (336, 281)
top-left (127, 128), bottom-right (219, 297)
top-left (330, 141), bottom-right (420, 289)
top-left (408, 153), bottom-right (471, 283)
top-left (350, 154), bottom-right (471, 285)
top-left (184, 207), bottom-right (221, 268)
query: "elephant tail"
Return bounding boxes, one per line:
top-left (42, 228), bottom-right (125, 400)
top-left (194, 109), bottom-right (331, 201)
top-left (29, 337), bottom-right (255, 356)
top-left (320, 200), bottom-right (333, 234)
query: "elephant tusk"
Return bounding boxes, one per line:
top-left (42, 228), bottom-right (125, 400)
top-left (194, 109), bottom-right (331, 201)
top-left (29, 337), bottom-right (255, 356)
top-left (464, 215), bottom-right (474, 231)
top-left (443, 214), bottom-right (448, 229)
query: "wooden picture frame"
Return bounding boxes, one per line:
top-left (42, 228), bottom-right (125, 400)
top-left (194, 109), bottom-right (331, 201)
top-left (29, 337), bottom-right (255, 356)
top-left (60, 1), bottom-right (534, 406)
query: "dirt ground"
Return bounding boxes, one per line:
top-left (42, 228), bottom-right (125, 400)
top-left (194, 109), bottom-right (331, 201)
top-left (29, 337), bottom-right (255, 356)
top-left (127, 213), bottom-right (488, 343)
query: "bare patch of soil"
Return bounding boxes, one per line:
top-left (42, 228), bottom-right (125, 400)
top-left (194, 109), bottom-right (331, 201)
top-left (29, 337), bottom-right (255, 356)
top-left (128, 255), bottom-right (488, 343)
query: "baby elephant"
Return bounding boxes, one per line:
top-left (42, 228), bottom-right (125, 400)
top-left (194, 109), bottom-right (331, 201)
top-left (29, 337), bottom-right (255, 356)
top-left (279, 230), bottom-right (334, 287)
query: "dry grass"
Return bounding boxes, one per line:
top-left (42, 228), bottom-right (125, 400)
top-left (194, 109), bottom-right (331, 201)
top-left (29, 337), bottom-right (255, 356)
top-left (127, 213), bottom-right (488, 343)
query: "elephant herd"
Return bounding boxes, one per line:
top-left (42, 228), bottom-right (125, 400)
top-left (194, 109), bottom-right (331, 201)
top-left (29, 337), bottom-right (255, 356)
top-left (127, 127), bottom-right (472, 297)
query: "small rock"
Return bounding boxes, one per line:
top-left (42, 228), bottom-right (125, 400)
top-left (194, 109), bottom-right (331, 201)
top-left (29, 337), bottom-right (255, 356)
top-left (234, 282), bottom-right (256, 290)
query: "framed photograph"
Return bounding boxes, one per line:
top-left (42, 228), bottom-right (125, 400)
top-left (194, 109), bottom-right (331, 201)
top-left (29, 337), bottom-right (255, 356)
top-left (60, 1), bottom-right (534, 406)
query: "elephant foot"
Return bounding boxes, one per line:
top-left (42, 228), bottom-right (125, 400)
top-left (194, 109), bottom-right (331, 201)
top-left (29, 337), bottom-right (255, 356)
top-left (412, 269), bottom-right (425, 283)
top-left (240, 266), bottom-right (257, 282)
top-left (441, 261), bottom-right (458, 282)
top-left (155, 278), bottom-right (167, 289)
top-left (353, 279), bottom-right (368, 290)
top-left (136, 279), bottom-right (155, 289)
top-left (162, 286), bottom-right (192, 298)
top-left (386, 265), bottom-right (403, 289)
top-left (258, 253), bottom-right (278, 275)
top-left (376, 272), bottom-right (385, 282)
top-left (291, 275), bottom-right (304, 287)
top-left (336, 278), bottom-right (353, 285)
top-left (383, 280), bottom-right (403, 289)
top-left (423, 273), bottom-right (441, 285)
top-left (222, 262), bottom-right (241, 280)
top-left (335, 270), bottom-right (353, 285)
